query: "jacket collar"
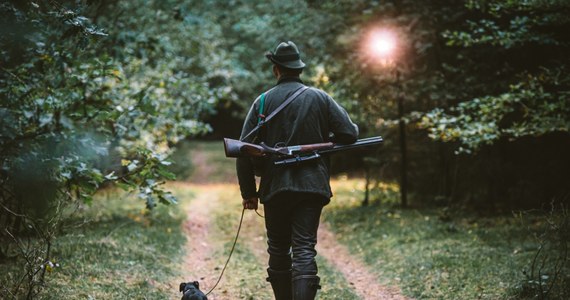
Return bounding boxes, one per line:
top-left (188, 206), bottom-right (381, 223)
top-left (277, 76), bottom-right (304, 85)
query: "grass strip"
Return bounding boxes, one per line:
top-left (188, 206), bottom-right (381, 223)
top-left (212, 194), bottom-right (273, 299)
top-left (36, 189), bottom-right (185, 299)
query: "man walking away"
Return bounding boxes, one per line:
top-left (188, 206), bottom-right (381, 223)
top-left (236, 41), bottom-right (359, 300)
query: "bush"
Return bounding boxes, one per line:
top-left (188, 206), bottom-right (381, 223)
top-left (514, 204), bottom-right (570, 299)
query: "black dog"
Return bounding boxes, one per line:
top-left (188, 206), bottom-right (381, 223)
top-left (180, 281), bottom-right (207, 300)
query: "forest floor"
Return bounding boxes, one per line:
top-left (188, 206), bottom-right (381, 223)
top-left (7, 141), bottom-right (558, 299)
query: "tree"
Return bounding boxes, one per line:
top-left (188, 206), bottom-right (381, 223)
top-left (415, 0), bottom-right (570, 207)
top-left (421, 0), bottom-right (570, 153)
top-left (0, 0), bottom-right (224, 297)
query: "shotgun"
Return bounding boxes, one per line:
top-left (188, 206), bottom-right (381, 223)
top-left (223, 136), bottom-right (383, 165)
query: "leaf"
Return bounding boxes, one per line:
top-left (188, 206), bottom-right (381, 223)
top-left (115, 182), bottom-right (133, 191)
top-left (127, 162), bottom-right (138, 172)
top-left (160, 160), bottom-right (172, 166)
top-left (104, 171), bottom-right (118, 180)
top-left (159, 192), bottom-right (178, 205)
top-left (157, 168), bottom-right (176, 180)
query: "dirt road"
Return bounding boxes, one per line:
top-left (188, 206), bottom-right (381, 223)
top-left (172, 143), bottom-right (409, 299)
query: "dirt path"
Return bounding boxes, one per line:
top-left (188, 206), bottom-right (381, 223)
top-left (174, 143), bottom-right (410, 299)
top-left (173, 184), bottom-right (226, 300)
top-left (175, 183), bottom-right (410, 300)
top-left (317, 222), bottom-right (409, 300)
top-left (186, 146), bottom-right (216, 184)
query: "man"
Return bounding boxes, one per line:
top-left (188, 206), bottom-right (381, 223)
top-left (236, 41), bottom-right (358, 300)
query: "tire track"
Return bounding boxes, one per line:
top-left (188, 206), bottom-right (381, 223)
top-left (317, 221), bottom-right (411, 300)
top-left (173, 184), bottom-right (227, 300)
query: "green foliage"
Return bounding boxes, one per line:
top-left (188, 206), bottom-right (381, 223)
top-left (0, 0), bottom-right (221, 297)
top-left (424, 0), bottom-right (570, 153)
top-left (421, 69), bottom-right (570, 153)
top-left (0, 0), bottom-right (215, 215)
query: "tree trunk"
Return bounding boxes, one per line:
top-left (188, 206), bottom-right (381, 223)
top-left (363, 164), bottom-right (370, 206)
top-left (398, 93), bottom-right (408, 208)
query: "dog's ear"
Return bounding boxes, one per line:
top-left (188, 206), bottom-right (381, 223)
top-left (193, 281), bottom-right (199, 289)
top-left (179, 282), bottom-right (186, 292)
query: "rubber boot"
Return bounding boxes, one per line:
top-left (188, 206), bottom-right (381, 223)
top-left (267, 268), bottom-right (292, 300)
top-left (292, 275), bottom-right (321, 300)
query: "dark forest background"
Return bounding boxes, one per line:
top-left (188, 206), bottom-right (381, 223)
top-left (1, 0), bottom-right (569, 298)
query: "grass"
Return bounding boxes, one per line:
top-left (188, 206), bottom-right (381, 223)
top-left (37, 189), bottom-right (186, 299)
top-left (316, 257), bottom-right (361, 300)
top-left (324, 178), bottom-right (568, 299)
top-left (208, 186), bottom-right (274, 300)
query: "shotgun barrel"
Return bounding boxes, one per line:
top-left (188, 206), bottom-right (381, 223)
top-left (273, 136), bottom-right (383, 165)
top-left (318, 136), bottom-right (383, 154)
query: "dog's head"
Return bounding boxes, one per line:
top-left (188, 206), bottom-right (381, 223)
top-left (179, 281), bottom-right (200, 293)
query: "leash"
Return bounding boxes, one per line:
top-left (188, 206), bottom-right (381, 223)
top-left (205, 208), bottom-right (245, 296)
top-left (203, 206), bottom-right (265, 296)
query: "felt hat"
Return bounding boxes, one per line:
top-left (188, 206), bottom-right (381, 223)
top-left (265, 41), bottom-right (306, 69)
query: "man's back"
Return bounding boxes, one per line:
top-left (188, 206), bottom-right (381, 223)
top-left (239, 76), bottom-right (358, 203)
top-left (260, 80), bottom-right (358, 148)
top-left (236, 40), bottom-right (359, 300)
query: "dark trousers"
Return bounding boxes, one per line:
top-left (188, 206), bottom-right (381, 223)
top-left (263, 192), bottom-right (325, 278)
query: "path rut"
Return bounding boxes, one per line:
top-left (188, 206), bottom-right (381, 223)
top-left (317, 222), bottom-right (409, 300)
top-left (174, 184), bottom-right (226, 300)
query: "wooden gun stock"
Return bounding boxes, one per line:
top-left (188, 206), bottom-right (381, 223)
top-left (223, 138), bottom-right (266, 158)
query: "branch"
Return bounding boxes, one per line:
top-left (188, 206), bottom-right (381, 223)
top-left (0, 202), bottom-right (25, 218)
top-left (0, 67), bottom-right (27, 86)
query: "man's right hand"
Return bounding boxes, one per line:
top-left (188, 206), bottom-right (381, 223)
top-left (242, 197), bottom-right (259, 210)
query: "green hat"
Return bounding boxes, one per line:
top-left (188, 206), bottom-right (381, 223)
top-left (265, 41), bottom-right (306, 69)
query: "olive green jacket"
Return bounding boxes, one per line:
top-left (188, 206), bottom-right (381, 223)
top-left (237, 76), bottom-right (358, 203)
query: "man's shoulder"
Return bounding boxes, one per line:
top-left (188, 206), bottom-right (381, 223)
top-left (269, 82), bottom-right (332, 102)
top-left (304, 86), bottom-right (334, 105)
top-left (306, 86), bottom-right (329, 97)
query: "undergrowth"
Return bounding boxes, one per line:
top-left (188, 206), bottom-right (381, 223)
top-left (512, 204), bottom-right (569, 299)
top-left (0, 189), bottom-right (187, 299)
top-left (324, 178), bottom-right (568, 300)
